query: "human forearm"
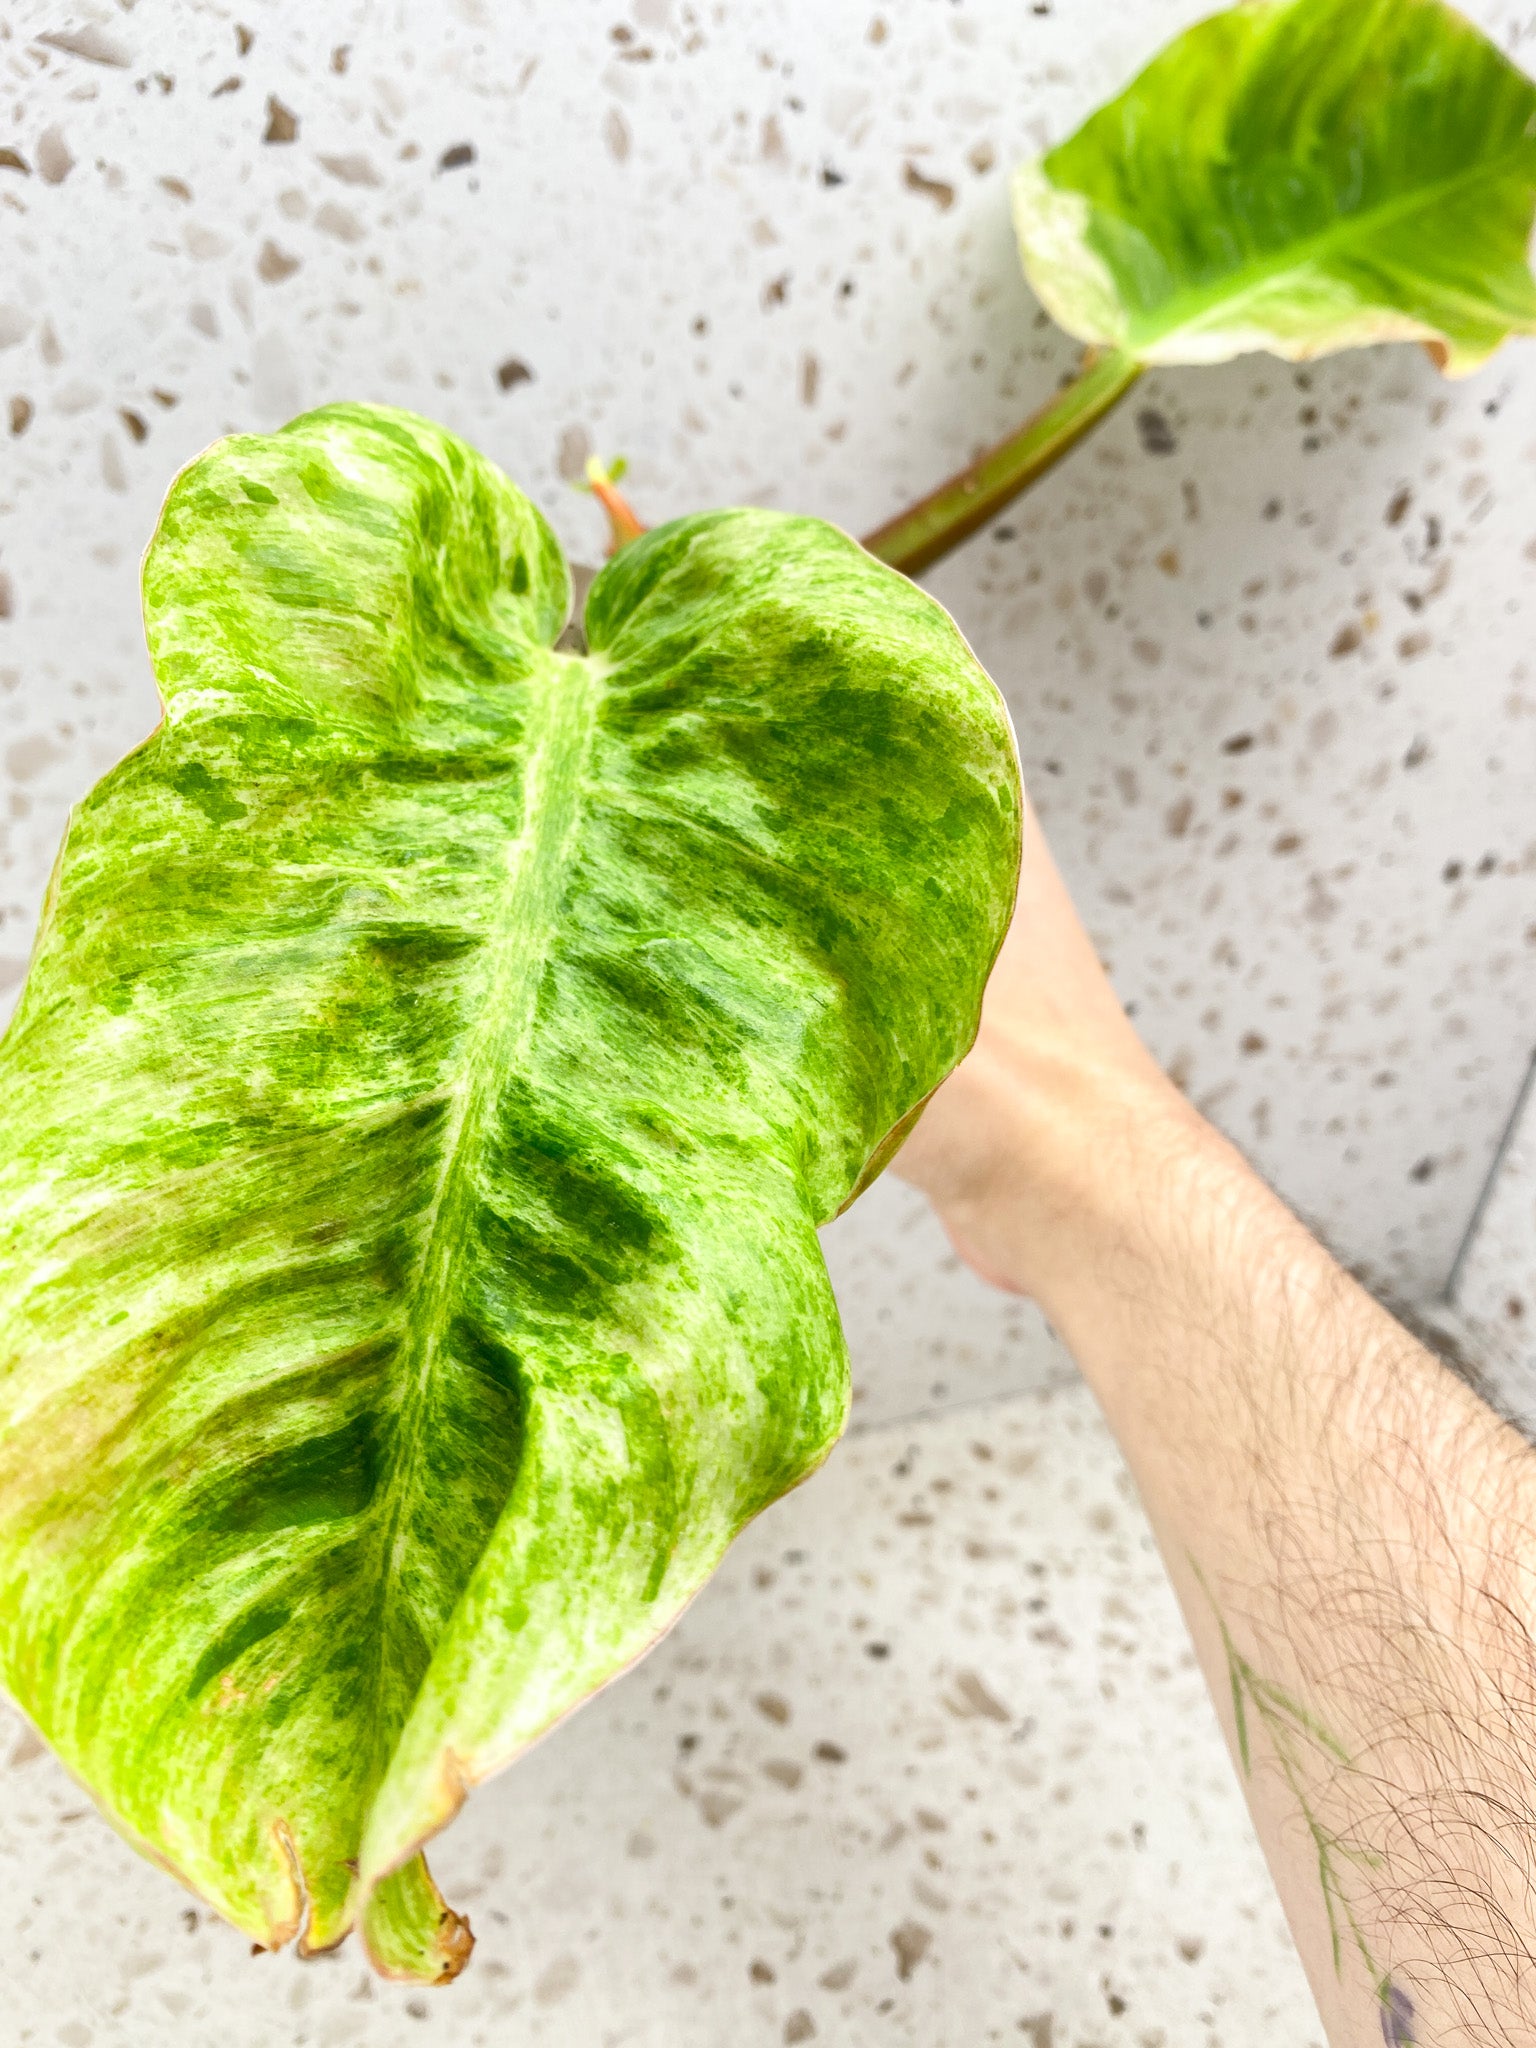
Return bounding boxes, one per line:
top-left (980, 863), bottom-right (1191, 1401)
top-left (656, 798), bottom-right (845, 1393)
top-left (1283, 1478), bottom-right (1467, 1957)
top-left (1037, 1108), bottom-right (1536, 2044)
top-left (900, 811), bottom-right (1536, 2045)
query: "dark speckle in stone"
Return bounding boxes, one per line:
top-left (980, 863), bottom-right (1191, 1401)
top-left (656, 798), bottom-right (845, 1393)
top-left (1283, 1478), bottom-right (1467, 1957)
top-left (1330, 621), bottom-right (1363, 657)
top-left (902, 162), bottom-right (955, 210)
top-left (1135, 408), bottom-right (1177, 456)
top-left (889, 1921), bottom-right (931, 1981)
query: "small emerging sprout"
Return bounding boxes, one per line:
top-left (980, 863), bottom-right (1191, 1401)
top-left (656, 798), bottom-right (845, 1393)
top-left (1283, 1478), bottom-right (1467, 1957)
top-left (580, 453), bottom-right (647, 555)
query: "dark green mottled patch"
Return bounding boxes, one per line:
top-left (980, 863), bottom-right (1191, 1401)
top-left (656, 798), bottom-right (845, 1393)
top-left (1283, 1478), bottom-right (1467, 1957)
top-left (169, 759), bottom-right (249, 825)
top-left (187, 1598), bottom-right (293, 1704)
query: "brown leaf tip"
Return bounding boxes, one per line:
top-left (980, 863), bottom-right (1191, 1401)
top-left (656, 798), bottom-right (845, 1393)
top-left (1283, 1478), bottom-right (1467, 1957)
top-left (433, 1905), bottom-right (474, 1983)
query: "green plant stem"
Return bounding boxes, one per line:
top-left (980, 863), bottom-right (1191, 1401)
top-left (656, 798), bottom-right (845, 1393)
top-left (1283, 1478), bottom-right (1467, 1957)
top-left (861, 347), bottom-right (1143, 578)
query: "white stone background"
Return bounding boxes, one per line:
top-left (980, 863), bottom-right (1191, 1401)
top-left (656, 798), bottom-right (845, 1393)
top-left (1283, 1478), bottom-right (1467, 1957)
top-left (0, 0), bottom-right (1533, 2041)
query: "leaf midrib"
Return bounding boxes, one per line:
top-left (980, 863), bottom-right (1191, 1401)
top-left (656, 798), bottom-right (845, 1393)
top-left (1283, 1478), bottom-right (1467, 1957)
top-left (1094, 141), bottom-right (1536, 351)
top-left (362, 646), bottom-right (601, 1849)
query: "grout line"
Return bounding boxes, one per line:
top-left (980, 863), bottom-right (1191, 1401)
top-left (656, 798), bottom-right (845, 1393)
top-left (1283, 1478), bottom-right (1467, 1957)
top-left (846, 1361), bottom-right (1078, 1443)
top-left (1443, 1044), bottom-right (1536, 1307)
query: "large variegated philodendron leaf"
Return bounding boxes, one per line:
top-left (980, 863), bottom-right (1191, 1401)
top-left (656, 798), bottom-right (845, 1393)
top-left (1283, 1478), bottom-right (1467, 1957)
top-left (1013, 0), bottom-right (1536, 376)
top-left (0, 405), bottom-right (1020, 1980)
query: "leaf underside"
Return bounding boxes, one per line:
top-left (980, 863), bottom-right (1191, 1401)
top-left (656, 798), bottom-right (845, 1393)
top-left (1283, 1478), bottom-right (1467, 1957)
top-left (1013, 0), bottom-right (1536, 375)
top-left (0, 404), bottom-right (1019, 1978)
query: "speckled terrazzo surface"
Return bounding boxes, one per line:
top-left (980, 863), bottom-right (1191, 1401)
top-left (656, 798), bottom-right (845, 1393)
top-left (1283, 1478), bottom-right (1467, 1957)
top-left (1, 1385), bottom-right (1323, 2048)
top-left (1, 0), bottom-right (1533, 2038)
